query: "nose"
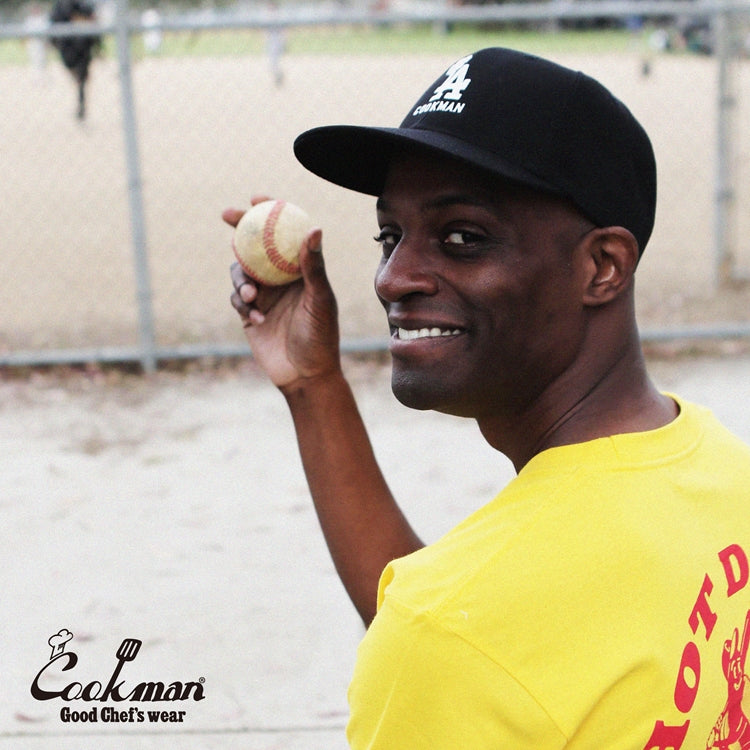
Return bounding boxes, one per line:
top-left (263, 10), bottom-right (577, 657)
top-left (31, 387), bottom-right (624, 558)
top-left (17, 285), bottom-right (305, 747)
top-left (374, 238), bottom-right (439, 304)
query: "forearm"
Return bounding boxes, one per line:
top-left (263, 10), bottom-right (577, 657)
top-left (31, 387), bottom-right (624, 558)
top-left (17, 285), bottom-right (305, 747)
top-left (226, 215), bottom-right (417, 623)
top-left (282, 369), bottom-right (423, 626)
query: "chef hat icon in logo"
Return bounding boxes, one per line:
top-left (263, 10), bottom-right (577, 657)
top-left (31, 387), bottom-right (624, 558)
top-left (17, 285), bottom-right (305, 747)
top-left (48, 629), bottom-right (74, 660)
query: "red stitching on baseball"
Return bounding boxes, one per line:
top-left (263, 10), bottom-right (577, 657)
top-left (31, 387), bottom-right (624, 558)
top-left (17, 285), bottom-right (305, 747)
top-left (232, 235), bottom-right (265, 284)
top-left (264, 200), bottom-right (302, 276)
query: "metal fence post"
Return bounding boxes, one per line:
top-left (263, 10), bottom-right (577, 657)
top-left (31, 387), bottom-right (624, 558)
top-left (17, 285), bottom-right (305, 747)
top-left (713, 1), bottom-right (736, 286)
top-left (114, 0), bottom-right (157, 372)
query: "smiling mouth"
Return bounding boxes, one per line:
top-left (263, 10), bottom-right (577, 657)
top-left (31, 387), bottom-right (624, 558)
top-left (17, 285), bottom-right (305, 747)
top-left (395, 327), bottom-right (463, 341)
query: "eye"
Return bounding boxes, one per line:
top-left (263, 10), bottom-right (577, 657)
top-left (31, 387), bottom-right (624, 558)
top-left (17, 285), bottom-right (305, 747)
top-left (374, 228), bottom-right (400, 257)
top-left (444, 230), bottom-right (473, 245)
top-left (442, 229), bottom-right (485, 252)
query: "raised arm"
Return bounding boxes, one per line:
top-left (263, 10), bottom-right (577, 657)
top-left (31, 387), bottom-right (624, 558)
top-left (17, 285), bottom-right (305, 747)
top-left (226, 202), bottom-right (423, 625)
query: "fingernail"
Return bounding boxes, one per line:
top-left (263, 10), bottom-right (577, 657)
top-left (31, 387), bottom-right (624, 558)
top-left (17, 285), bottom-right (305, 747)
top-left (309, 228), bottom-right (323, 253)
top-left (239, 283), bottom-right (256, 302)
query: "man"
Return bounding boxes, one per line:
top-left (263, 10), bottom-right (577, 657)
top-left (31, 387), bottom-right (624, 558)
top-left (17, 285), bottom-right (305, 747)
top-left (50, 0), bottom-right (101, 120)
top-left (227, 48), bottom-right (750, 749)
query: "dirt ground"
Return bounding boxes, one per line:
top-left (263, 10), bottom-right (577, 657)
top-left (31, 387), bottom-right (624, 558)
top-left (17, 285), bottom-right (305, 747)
top-left (3, 348), bottom-right (750, 747)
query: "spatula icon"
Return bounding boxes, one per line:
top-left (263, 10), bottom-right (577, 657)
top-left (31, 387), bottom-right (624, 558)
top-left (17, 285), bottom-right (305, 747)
top-left (101, 638), bottom-right (143, 700)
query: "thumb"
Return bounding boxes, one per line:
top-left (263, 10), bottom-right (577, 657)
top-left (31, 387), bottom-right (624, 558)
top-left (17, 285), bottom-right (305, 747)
top-left (299, 228), bottom-right (328, 289)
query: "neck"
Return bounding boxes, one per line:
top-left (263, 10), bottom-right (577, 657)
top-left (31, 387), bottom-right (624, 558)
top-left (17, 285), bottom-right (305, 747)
top-left (478, 321), bottom-right (678, 473)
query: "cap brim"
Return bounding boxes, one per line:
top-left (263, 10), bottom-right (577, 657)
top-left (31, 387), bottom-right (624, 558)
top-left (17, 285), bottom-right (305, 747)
top-left (293, 124), bottom-right (560, 199)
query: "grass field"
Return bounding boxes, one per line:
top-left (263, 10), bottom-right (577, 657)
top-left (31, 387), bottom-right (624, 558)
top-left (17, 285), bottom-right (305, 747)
top-left (155, 24), bottom-right (651, 57)
top-left (1, 22), bottom-right (654, 64)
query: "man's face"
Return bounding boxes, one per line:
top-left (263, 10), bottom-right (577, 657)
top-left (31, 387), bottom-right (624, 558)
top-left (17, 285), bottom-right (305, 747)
top-left (374, 153), bottom-right (594, 420)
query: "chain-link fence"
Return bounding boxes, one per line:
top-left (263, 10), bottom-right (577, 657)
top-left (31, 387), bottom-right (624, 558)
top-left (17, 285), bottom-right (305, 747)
top-left (3, 0), bottom-right (750, 371)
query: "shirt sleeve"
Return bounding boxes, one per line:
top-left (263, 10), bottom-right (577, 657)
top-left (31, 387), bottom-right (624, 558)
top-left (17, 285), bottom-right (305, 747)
top-left (346, 600), bottom-right (567, 750)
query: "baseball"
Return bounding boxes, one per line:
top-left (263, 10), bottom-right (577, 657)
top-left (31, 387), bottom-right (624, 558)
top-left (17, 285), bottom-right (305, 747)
top-left (232, 199), bottom-right (312, 286)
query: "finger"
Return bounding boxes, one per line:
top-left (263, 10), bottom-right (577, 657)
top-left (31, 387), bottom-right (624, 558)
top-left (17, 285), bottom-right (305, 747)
top-left (248, 308), bottom-right (266, 325)
top-left (240, 283), bottom-right (257, 304)
top-left (230, 261), bottom-right (256, 296)
top-left (222, 207), bottom-right (245, 228)
top-left (231, 284), bottom-right (266, 322)
top-left (230, 288), bottom-right (249, 316)
top-left (224, 195), bottom-right (273, 227)
top-left (299, 228), bottom-right (328, 290)
top-left (231, 287), bottom-right (266, 326)
top-left (230, 262), bottom-right (259, 318)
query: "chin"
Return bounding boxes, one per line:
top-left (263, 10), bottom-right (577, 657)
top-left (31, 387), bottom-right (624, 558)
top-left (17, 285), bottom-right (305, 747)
top-left (391, 384), bottom-right (434, 412)
top-left (390, 371), bottom-right (477, 417)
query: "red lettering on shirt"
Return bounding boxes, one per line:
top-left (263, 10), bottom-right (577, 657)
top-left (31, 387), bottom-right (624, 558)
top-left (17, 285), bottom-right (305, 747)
top-left (643, 543), bottom-right (750, 749)
top-left (719, 544), bottom-right (749, 598)
top-left (689, 575), bottom-right (717, 641)
top-left (675, 641), bottom-right (701, 713)
top-left (643, 719), bottom-right (689, 749)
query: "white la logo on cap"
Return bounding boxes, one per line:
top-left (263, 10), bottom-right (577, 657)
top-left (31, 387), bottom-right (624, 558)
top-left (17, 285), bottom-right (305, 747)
top-left (429, 54), bottom-right (473, 103)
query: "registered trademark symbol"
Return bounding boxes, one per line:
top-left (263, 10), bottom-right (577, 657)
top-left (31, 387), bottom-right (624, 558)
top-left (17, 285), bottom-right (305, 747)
top-left (199, 677), bottom-right (205, 684)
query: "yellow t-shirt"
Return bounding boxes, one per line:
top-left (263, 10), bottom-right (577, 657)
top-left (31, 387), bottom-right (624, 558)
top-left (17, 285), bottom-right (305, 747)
top-left (347, 397), bottom-right (750, 749)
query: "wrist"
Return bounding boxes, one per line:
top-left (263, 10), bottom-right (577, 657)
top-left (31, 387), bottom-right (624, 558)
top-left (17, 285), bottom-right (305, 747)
top-left (279, 365), bottom-right (348, 404)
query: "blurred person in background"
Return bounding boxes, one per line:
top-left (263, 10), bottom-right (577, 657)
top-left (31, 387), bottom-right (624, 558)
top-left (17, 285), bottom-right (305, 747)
top-left (50, 0), bottom-right (101, 120)
top-left (265, 0), bottom-right (286, 87)
top-left (141, 7), bottom-right (163, 55)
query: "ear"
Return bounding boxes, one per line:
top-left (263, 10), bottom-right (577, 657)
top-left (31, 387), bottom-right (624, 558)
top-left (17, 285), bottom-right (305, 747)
top-left (580, 227), bottom-right (639, 307)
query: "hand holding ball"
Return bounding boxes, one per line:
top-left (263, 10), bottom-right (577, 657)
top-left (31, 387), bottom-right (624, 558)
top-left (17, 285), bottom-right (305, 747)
top-left (232, 199), bottom-right (313, 286)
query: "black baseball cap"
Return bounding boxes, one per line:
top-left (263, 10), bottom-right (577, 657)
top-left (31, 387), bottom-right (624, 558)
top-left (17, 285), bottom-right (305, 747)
top-left (293, 47), bottom-right (657, 254)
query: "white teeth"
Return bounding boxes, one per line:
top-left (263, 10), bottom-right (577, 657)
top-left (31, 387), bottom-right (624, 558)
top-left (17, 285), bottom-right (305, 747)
top-left (397, 327), bottom-right (461, 340)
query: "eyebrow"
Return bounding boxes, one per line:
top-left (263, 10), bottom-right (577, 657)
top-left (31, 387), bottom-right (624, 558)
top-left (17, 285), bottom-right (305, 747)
top-left (376, 193), bottom-right (495, 214)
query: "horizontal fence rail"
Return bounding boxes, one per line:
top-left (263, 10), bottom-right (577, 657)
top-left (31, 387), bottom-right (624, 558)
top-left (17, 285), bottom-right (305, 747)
top-left (2, 0), bottom-right (750, 371)
top-left (5, 0), bottom-right (750, 39)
